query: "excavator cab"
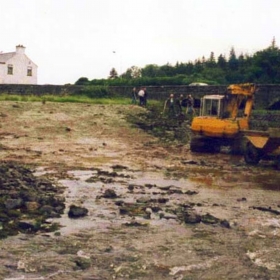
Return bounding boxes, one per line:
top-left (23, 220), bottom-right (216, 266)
top-left (200, 95), bottom-right (225, 118)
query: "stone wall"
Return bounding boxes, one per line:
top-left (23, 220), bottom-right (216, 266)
top-left (250, 113), bottom-right (280, 130)
top-left (0, 84), bottom-right (82, 96)
top-left (0, 84), bottom-right (280, 110)
top-left (112, 84), bottom-right (280, 110)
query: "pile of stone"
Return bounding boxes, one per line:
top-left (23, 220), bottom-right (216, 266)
top-left (0, 161), bottom-right (65, 238)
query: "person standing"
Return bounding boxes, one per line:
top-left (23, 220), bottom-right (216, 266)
top-left (186, 94), bottom-right (195, 116)
top-left (138, 87), bottom-right (145, 106)
top-left (131, 87), bottom-right (137, 104)
top-left (143, 87), bottom-right (148, 106)
top-left (178, 94), bottom-right (184, 114)
top-left (163, 93), bottom-right (178, 116)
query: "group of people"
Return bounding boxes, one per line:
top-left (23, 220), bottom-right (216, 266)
top-left (130, 87), bottom-right (195, 118)
top-left (131, 87), bottom-right (148, 106)
top-left (163, 93), bottom-right (195, 117)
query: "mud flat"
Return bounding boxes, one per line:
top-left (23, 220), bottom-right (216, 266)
top-left (0, 101), bottom-right (280, 279)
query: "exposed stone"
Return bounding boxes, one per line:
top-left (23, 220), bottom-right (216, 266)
top-left (183, 211), bottom-right (202, 224)
top-left (4, 198), bottom-right (23, 210)
top-left (201, 213), bottom-right (221, 224)
top-left (25, 201), bottom-right (40, 211)
top-left (102, 189), bottom-right (117, 198)
top-left (68, 205), bottom-right (89, 218)
top-left (0, 161), bottom-right (65, 238)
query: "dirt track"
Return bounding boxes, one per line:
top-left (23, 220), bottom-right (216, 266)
top-left (1, 101), bottom-right (280, 280)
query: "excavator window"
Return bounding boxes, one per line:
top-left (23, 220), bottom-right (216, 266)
top-left (200, 95), bottom-right (224, 117)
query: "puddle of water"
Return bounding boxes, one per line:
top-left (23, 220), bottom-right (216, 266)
top-left (33, 166), bottom-right (56, 177)
top-left (53, 178), bottom-right (118, 235)
top-left (130, 171), bottom-right (197, 190)
top-left (52, 169), bottom-right (198, 235)
top-left (50, 165), bottom-right (280, 236)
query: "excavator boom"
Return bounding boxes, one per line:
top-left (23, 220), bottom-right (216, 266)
top-left (227, 83), bottom-right (256, 96)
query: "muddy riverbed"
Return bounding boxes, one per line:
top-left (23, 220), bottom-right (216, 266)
top-left (0, 101), bottom-right (280, 279)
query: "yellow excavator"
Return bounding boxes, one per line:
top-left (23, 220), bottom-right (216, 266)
top-left (190, 83), bottom-right (257, 153)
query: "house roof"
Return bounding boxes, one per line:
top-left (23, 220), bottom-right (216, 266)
top-left (0, 52), bottom-right (15, 63)
top-left (0, 51), bottom-right (37, 67)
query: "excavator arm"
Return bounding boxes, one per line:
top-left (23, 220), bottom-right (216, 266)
top-left (227, 83), bottom-right (256, 96)
top-left (225, 83), bottom-right (256, 119)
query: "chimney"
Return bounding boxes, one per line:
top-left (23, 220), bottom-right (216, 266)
top-left (16, 45), bottom-right (26, 54)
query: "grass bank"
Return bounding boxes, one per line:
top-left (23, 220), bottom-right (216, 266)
top-left (0, 94), bottom-right (163, 107)
top-left (0, 94), bottom-right (131, 104)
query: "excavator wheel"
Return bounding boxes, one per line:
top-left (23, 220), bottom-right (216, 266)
top-left (244, 142), bottom-right (261, 165)
top-left (230, 137), bottom-right (246, 155)
top-left (190, 137), bottom-right (220, 153)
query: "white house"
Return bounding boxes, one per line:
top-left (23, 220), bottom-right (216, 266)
top-left (0, 45), bottom-right (38, 84)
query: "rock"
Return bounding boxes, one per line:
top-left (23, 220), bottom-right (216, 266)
top-left (39, 205), bottom-right (55, 214)
top-left (40, 205), bottom-right (61, 218)
top-left (185, 190), bottom-right (198, 195)
top-left (220, 219), bottom-right (231, 228)
top-left (182, 160), bottom-right (198, 165)
top-left (115, 200), bottom-right (124, 206)
top-left (74, 257), bottom-right (91, 270)
top-left (169, 189), bottom-right (184, 194)
top-left (102, 189), bottom-right (117, 198)
top-left (119, 202), bottom-right (146, 217)
top-left (4, 198), bottom-right (23, 209)
top-left (163, 214), bottom-right (177, 220)
top-left (77, 250), bottom-right (91, 259)
top-left (119, 207), bottom-right (129, 215)
top-left (201, 213), bottom-right (220, 224)
top-left (158, 185), bottom-right (172, 191)
top-left (158, 197), bottom-right (169, 203)
top-left (25, 201), bottom-right (40, 211)
top-left (86, 176), bottom-right (98, 183)
top-left (136, 197), bottom-right (151, 204)
top-left (159, 211), bottom-right (165, 219)
top-left (128, 184), bottom-right (135, 191)
top-left (145, 184), bottom-right (155, 189)
top-left (123, 221), bottom-right (148, 227)
top-left (151, 206), bottom-right (162, 213)
top-left (111, 164), bottom-right (128, 171)
top-left (183, 211), bottom-right (202, 224)
top-left (144, 208), bottom-right (153, 219)
top-left (68, 205), bottom-right (89, 218)
top-left (0, 161), bottom-right (66, 238)
top-left (252, 206), bottom-right (280, 215)
top-left (18, 220), bottom-right (38, 232)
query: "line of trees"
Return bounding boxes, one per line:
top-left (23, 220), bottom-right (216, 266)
top-left (75, 38), bottom-right (280, 86)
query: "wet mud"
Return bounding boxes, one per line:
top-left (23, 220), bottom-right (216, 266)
top-left (0, 101), bottom-right (280, 279)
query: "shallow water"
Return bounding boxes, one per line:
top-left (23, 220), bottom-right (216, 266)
top-left (48, 159), bottom-right (280, 238)
top-left (53, 169), bottom-right (197, 235)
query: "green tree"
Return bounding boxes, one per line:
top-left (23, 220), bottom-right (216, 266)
top-left (228, 47), bottom-right (239, 71)
top-left (141, 64), bottom-right (160, 77)
top-left (159, 63), bottom-right (175, 76)
top-left (130, 66), bottom-right (142, 78)
top-left (252, 44), bottom-right (280, 83)
top-left (193, 59), bottom-right (204, 73)
top-left (205, 52), bottom-right (216, 68)
top-left (75, 77), bottom-right (90, 85)
top-left (217, 54), bottom-right (227, 70)
top-left (109, 68), bottom-right (118, 79)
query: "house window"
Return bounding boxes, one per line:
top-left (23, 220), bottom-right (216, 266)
top-left (7, 64), bottom-right (13, 75)
top-left (27, 66), bottom-right (32, 76)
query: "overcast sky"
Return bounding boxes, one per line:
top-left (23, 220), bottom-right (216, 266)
top-left (1, 0), bottom-right (279, 85)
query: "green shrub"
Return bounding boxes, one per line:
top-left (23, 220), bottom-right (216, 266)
top-left (77, 85), bottom-right (112, 98)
